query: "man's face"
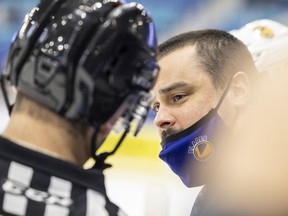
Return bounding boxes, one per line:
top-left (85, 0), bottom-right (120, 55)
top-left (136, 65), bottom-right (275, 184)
top-left (152, 46), bottom-right (226, 144)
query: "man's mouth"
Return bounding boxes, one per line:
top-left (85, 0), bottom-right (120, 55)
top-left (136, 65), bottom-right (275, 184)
top-left (161, 128), bottom-right (180, 140)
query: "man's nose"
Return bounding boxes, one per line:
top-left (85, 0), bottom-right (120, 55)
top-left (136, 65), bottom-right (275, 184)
top-left (153, 106), bottom-right (176, 130)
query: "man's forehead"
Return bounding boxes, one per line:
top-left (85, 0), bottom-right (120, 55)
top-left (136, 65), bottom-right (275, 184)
top-left (153, 67), bottom-right (210, 94)
top-left (157, 47), bottom-right (202, 77)
top-left (157, 81), bottom-right (189, 94)
top-left (158, 45), bottom-right (197, 63)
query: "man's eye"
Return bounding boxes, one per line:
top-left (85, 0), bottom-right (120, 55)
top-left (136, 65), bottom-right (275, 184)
top-left (152, 104), bottom-right (159, 112)
top-left (173, 95), bottom-right (184, 101)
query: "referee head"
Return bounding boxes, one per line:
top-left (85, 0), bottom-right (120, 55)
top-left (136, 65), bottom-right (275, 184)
top-left (1, 0), bottom-right (158, 166)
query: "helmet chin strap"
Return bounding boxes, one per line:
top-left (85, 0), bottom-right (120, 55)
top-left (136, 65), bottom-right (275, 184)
top-left (91, 124), bottom-right (130, 171)
top-left (0, 75), bottom-right (14, 115)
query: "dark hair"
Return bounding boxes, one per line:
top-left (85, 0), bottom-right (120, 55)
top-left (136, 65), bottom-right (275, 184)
top-left (158, 29), bottom-right (258, 88)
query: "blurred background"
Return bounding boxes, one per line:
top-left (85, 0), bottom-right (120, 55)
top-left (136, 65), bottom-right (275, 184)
top-left (1, 0), bottom-right (288, 215)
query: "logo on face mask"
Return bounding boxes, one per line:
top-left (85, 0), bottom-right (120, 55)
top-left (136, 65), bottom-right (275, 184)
top-left (188, 135), bottom-right (214, 161)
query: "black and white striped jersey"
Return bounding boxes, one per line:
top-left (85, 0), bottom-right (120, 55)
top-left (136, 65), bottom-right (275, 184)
top-left (0, 136), bottom-right (127, 216)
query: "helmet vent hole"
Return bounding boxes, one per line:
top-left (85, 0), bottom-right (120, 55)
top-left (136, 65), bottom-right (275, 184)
top-left (36, 57), bottom-right (58, 86)
top-left (41, 63), bottom-right (51, 73)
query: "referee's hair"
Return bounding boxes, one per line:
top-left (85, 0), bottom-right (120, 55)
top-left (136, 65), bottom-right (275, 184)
top-left (13, 92), bottom-right (89, 136)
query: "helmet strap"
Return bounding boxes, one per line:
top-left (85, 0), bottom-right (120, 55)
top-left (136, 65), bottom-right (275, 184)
top-left (91, 124), bottom-right (130, 171)
top-left (0, 75), bottom-right (14, 115)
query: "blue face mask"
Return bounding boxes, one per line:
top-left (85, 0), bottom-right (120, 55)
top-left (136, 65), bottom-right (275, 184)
top-left (159, 80), bottom-right (232, 187)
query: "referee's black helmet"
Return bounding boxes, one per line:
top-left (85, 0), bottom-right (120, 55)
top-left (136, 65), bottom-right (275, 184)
top-left (4, 0), bottom-right (159, 129)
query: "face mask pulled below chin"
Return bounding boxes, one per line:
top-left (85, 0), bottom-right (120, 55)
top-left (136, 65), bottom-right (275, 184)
top-left (159, 109), bottom-right (227, 187)
top-left (158, 77), bottom-right (233, 187)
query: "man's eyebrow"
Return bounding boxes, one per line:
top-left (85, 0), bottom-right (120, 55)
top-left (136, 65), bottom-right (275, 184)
top-left (159, 81), bottom-right (188, 94)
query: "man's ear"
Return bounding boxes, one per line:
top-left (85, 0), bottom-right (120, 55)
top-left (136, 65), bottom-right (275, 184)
top-left (230, 71), bottom-right (251, 107)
